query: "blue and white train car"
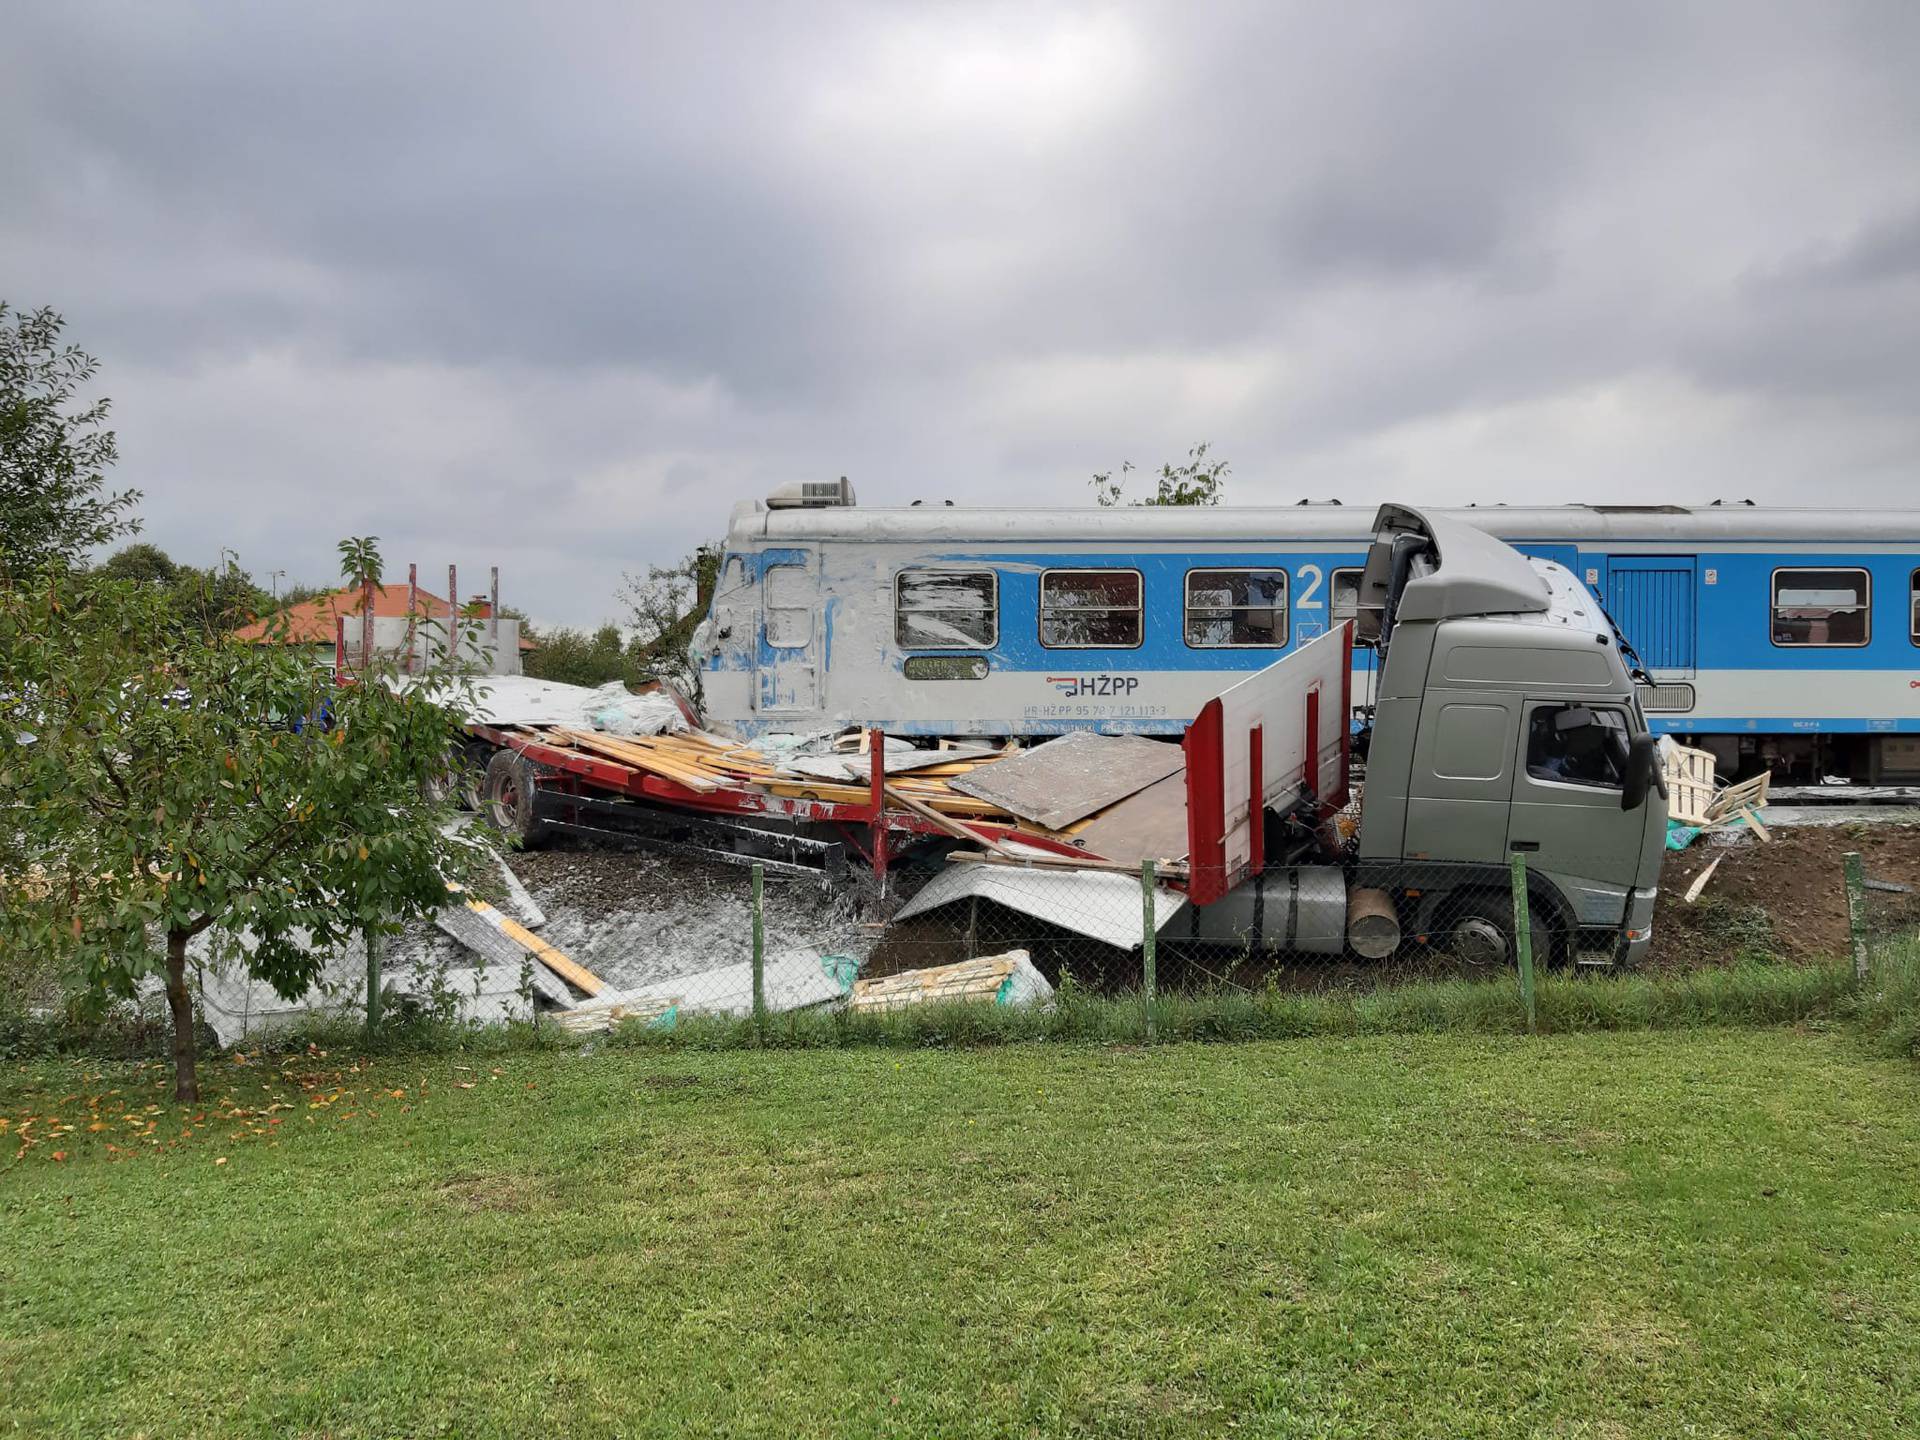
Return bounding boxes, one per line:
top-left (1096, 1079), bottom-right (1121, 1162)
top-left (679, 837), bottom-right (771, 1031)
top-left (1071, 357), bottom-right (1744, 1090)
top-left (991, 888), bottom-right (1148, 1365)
top-left (696, 488), bottom-right (1920, 781)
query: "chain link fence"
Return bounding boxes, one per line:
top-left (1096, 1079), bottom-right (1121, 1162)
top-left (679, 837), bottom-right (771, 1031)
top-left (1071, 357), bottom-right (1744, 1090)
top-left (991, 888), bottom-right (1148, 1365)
top-left (1846, 850), bottom-right (1920, 1055)
top-left (541, 846), bottom-right (1587, 1035)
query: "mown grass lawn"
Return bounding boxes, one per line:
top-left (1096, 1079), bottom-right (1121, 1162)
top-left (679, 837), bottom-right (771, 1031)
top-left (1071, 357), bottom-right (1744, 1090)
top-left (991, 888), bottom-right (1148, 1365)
top-left (2, 1031), bottom-right (1917, 1438)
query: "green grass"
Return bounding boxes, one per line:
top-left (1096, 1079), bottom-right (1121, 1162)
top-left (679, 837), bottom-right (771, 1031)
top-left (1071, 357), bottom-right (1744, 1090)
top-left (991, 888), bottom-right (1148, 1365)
top-left (4, 1031), bottom-right (1917, 1438)
top-left (608, 960), bottom-right (1860, 1051)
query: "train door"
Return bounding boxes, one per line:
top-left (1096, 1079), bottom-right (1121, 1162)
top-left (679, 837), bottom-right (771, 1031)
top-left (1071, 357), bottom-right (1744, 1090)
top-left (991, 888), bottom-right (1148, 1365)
top-left (756, 547), bottom-right (821, 715)
top-left (1604, 556), bottom-right (1697, 675)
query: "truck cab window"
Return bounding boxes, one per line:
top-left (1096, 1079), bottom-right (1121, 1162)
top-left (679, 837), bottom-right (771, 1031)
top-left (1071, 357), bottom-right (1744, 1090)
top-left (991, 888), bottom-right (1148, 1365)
top-left (1772, 567), bottom-right (1870, 646)
top-left (1184, 569), bottom-right (1287, 647)
top-left (1040, 569), bottom-right (1142, 648)
top-left (1526, 704), bottom-right (1630, 788)
top-left (895, 569), bottom-right (997, 649)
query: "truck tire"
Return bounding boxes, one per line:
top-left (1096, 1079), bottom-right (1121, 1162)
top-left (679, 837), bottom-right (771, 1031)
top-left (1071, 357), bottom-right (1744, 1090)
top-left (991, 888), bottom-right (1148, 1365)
top-left (458, 743), bottom-right (492, 811)
top-left (484, 749), bottom-right (549, 847)
top-left (1445, 890), bottom-right (1552, 970)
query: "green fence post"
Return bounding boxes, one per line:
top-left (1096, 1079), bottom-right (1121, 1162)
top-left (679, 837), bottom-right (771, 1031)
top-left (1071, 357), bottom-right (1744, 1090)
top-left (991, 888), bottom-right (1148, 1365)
top-left (1510, 853), bottom-right (1536, 1035)
top-left (1141, 858), bottom-right (1158, 1043)
top-left (363, 926), bottom-right (382, 1039)
top-left (1843, 851), bottom-right (1869, 982)
top-left (751, 863), bottom-right (767, 1041)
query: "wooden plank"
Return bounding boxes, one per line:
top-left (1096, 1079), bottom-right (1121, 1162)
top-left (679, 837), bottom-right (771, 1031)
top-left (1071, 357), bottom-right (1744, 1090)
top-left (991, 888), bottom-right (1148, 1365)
top-left (947, 849), bottom-right (1189, 877)
top-left (557, 729), bottom-right (722, 793)
top-left (441, 884), bottom-right (606, 997)
top-left (1683, 854), bottom-right (1723, 904)
top-left (1741, 809), bottom-right (1770, 842)
top-left (489, 908), bottom-right (605, 996)
top-left (882, 783), bottom-right (1017, 855)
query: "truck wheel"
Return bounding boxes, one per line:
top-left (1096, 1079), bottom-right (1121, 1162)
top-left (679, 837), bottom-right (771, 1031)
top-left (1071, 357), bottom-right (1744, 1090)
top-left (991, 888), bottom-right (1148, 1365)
top-left (421, 754), bottom-right (456, 805)
top-left (484, 750), bottom-right (549, 847)
top-left (1446, 890), bottom-right (1551, 970)
top-left (458, 744), bottom-right (492, 811)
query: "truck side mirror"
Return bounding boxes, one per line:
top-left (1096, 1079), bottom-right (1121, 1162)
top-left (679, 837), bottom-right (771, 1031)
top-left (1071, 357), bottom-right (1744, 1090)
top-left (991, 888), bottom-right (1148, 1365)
top-left (1621, 733), bottom-right (1665, 811)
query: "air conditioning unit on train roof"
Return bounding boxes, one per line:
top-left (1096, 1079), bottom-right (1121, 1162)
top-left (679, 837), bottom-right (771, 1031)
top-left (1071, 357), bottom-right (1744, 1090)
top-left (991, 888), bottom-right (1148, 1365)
top-left (766, 478), bottom-right (857, 509)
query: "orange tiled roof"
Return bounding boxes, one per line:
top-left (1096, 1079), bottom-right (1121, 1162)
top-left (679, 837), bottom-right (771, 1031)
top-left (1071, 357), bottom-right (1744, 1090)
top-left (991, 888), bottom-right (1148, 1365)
top-left (232, 584), bottom-right (500, 645)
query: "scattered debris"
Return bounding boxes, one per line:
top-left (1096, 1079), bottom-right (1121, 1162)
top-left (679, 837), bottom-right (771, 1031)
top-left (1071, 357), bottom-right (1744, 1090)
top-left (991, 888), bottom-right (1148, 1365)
top-left (492, 852), bottom-right (547, 930)
top-left (1662, 739), bottom-right (1772, 845)
top-left (559, 946), bottom-right (850, 1027)
top-left (949, 731), bottom-right (1186, 830)
top-left (437, 886), bottom-right (604, 997)
top-left (892, 864), bottom-right (1188, 951)
top-left (849, 949), bottom-right (1054, 1013)
top-left (1682, 854), bottom-right (1724, 904)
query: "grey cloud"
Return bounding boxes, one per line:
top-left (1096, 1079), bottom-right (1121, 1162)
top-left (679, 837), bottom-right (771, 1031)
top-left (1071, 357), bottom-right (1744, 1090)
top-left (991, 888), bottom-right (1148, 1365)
top-left (4, 1), bottom-right (1919, 624)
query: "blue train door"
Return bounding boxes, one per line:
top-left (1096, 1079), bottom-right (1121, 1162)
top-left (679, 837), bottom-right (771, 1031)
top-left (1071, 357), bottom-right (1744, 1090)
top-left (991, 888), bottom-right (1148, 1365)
top-left (756, 547), bottom-right (821, 714)
top-left (1605, 556), bottom-right (1697, 674)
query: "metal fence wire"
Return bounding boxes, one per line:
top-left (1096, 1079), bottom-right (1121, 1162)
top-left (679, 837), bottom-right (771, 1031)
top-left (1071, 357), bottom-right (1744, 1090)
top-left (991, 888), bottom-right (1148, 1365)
top-left (1849, 850), bottom-right (1920, 991)
top-left (549, 848), bottom-right (1579, 1035)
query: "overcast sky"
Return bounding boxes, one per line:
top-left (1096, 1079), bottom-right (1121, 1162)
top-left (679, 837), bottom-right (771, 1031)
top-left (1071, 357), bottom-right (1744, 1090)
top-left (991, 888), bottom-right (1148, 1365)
top-left (6, 2), bottom-right (1918, 627)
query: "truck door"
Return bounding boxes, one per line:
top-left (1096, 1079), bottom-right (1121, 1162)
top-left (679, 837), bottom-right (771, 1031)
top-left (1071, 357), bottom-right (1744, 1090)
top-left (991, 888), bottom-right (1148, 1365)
top-left (1604, 557), bottom-right (1697, 675)
top-left (756, 548), bottom-right (821, 715)
top-left (1402, 694), bottom-right (1519, 864)
top-left (1508, 699), bottom-right (1645, 909)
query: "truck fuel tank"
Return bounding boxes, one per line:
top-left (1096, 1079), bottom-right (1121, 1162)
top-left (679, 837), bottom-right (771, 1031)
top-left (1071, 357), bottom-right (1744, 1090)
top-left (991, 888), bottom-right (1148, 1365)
top-left (1186, 866), bottom-right (1348, 956)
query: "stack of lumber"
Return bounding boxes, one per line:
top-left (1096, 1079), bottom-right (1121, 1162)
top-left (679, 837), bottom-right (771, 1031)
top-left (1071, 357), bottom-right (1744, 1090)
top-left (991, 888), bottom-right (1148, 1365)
top-left (493, 724), bottom-right (1195, 868)
top-left (520, 725), bottom-right (1033, 824)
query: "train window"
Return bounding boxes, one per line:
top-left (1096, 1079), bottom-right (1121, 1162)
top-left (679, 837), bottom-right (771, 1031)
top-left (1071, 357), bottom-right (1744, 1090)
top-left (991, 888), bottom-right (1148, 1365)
top-left (1184, 569), bottom-right (1288, 647)
top-left (894, 569), bottom-right (998, 649)
top-left (1771, 568), bottom-right (1870, 647)
top-left (1039, 569), bottom-right (1143, 648)
top-left (1331, 568), bottom-right (1364, 626)
top-left (763, 565), bottom-right (812, 648)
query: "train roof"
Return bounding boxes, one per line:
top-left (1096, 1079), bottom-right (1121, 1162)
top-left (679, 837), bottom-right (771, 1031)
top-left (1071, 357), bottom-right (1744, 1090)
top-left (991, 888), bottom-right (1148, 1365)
top-left (728, 500), bottom-right (1920, 546)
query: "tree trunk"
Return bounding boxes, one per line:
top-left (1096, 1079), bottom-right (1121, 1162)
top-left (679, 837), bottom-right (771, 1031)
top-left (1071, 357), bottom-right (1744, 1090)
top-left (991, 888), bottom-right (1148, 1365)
top-left (164, 928), bottom-right (200, 1104)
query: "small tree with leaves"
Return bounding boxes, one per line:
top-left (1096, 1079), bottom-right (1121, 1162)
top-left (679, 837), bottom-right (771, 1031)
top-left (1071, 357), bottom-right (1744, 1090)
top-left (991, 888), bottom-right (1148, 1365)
top-left (621, 542), bottom-right (721, 699)
top-left (0, 569), bottom-right (482, 1101)
top-left (1, 303), bottom-right (140, 571)
top-left (1091, 443), bottom-right (1229, 507)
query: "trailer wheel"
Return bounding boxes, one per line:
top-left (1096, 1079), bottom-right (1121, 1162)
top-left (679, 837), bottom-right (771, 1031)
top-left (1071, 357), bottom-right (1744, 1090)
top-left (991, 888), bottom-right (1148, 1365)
top-left (421, 754), bottom-right (456, 805)
top-left (1445, 890), bottom-right (1552, 970)
top-left (484, 749), bottom-right (549, 847)
top-left (458, 743), bottom-right (492, 811)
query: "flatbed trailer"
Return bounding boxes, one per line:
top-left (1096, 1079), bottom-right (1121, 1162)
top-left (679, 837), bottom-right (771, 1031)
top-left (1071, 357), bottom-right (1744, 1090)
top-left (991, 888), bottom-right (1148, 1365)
top-left (458, 719), bottom-right (1104, 881)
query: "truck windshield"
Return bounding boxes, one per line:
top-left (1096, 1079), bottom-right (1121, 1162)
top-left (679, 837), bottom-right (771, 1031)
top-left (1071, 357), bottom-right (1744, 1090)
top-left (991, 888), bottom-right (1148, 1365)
top-left (1526, 704), bottom-right (1630, 789)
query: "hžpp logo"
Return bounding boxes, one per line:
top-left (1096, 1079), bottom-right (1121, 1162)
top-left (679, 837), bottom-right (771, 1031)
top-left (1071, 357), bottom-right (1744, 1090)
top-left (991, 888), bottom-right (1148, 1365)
top-left (1046, 675), bottom-right (1140, 699)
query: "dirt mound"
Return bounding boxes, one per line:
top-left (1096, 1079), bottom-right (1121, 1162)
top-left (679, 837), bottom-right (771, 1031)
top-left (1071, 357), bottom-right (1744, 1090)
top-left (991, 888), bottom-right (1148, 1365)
top-left (1652, 823), bottom-right (1920, 969)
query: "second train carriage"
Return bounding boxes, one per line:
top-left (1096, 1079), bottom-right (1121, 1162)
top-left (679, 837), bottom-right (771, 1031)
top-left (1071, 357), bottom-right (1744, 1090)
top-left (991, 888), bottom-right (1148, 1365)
top-left (695, 489), bottom-right (1920, 781)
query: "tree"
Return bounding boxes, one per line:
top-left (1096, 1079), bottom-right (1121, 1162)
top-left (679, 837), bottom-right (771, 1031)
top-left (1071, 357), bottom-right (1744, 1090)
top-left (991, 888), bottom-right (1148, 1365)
top-left (621, 543), bottom-right (721, 698)
top-left (523, 622), bottom-right (641, 689)
top-left (0, 304), bottom-right (139, 571)
top-left (98, 541), bottom-right (269, 630)
top-left (1090, 443), bottom-right (1229, 507)
top-left (97, 542), bottom-right (180, 587)
top-left (0, 570), bottom-right (480, 1101)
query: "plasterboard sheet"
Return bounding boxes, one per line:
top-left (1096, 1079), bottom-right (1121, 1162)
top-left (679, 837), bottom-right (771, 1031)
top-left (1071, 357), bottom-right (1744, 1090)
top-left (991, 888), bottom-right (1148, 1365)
top-left (892, 864), bottom-right (1189, 951)
top-left (1071, 772), bottom-right (1191, 867)
top-left (949, 731), bottom-right (1185, 829)
top-left (581, 947), bottom-right (847, 1021)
